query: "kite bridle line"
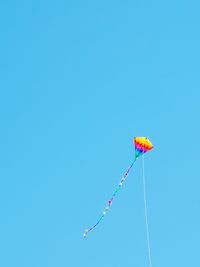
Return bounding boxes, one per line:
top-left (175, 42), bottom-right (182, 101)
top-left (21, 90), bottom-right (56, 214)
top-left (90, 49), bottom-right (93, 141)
top-left (83, 159), bottom-right (137, 238)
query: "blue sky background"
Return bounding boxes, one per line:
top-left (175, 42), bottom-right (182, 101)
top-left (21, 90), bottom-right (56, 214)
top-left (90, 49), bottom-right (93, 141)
top-left (0, 1), bottom-right (200, 266)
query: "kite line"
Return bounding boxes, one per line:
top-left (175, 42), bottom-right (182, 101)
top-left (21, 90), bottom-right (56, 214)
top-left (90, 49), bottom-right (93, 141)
top-left (142, 155), bottom-right (153, 267)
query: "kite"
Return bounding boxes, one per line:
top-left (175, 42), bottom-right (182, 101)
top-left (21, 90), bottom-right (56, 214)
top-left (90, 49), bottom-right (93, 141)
top-left (83, 137), bottom-right (154, 238)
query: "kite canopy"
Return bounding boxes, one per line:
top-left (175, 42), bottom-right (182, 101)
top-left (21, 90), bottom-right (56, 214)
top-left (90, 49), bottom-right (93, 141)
top-left (134, 137), bottom-right (153, 159)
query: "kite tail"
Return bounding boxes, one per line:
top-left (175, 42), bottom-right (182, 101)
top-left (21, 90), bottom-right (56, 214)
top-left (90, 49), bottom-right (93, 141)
top-left (83, 159), bottom-right (136, 238)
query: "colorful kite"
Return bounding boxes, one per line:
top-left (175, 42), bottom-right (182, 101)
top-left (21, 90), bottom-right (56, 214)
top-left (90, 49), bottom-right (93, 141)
top-left (83, 137), bottom-right (154, 238)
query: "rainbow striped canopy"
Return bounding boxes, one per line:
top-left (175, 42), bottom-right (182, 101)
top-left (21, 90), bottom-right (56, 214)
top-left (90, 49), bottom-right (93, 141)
top-left (134, 137), bottom-right (154, 159)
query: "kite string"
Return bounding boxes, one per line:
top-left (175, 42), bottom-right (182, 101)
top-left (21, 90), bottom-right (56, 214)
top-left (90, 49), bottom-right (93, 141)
top-left (142, 155), bottom-right (153, 267)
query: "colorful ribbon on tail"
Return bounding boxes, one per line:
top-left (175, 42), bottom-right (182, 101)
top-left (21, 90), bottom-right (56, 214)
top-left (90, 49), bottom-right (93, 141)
top-left (83, 160), bottom-right (136, 238)
top-left (83, 137), bottom-right (153, 238)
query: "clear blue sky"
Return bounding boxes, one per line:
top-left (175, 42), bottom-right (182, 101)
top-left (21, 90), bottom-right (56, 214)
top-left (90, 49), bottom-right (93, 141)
top-left (0, 1), bottom-right (200, 266)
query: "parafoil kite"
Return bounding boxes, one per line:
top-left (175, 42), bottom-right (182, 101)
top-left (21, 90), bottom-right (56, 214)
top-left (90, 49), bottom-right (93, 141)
top-left (83, 137), bottom-right (154, 238)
